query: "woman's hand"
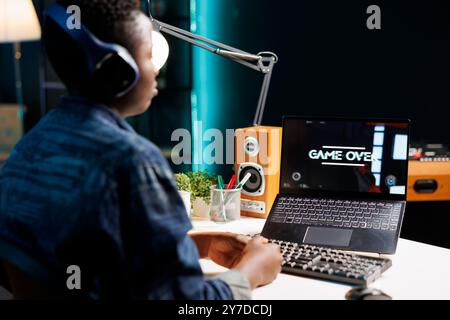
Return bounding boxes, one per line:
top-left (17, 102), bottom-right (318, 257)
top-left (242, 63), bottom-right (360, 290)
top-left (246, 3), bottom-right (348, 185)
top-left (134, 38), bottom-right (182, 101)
top-left (208, 233), bottom-right (251, 268)
top-left (190, 233), bottom-right (283, 289)
top-left (190, 232), bottom-right (251, 268)
top-left (235, 236), bottom-right (283, 289)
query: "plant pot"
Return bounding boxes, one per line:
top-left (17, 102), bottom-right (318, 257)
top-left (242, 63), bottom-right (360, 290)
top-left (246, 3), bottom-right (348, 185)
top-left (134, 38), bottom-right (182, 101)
top-left (192, 198), bottom-right (211, 220)
top-left (178, 191), bottom-right (191, 217)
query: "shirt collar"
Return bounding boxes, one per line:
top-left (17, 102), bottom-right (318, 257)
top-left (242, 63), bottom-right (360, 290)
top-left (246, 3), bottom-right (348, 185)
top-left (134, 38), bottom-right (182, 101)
top-left (59, 96), bottom-right (136, 133)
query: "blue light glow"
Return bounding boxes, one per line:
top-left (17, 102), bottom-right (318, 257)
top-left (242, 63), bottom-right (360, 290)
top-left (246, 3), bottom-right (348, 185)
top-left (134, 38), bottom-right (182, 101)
top-left (191, 0), bottom-right (225, 173)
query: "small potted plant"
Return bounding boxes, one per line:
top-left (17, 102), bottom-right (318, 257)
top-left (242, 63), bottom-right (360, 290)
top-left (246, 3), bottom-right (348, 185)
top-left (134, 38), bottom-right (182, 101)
top-left (175, 171), bottom-right (215, 219)
top-left (188, 171), bottom-right (215, 219)
top-left (175, 173), bottom-right (192, 217)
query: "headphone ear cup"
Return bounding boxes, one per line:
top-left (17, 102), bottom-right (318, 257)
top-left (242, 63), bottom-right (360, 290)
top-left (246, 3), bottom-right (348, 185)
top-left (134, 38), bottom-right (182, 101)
top-left (92, 52), bottom-right (140, 101)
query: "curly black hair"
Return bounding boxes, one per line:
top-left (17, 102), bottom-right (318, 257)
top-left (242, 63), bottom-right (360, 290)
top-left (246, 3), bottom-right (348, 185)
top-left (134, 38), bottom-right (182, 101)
top-left (44, 0), bottom-right (143, 99)
top-left (57, 0), bottom-right (141, 47)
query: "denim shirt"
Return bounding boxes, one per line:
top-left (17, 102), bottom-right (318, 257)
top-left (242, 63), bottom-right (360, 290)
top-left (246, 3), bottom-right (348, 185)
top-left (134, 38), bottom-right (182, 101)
top-left (0, 97), bottom-right (250, 300)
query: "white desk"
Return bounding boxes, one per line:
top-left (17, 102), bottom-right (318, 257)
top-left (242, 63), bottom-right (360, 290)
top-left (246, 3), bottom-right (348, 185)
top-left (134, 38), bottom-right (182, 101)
top-left (192, 218), bottom-right (450, 300)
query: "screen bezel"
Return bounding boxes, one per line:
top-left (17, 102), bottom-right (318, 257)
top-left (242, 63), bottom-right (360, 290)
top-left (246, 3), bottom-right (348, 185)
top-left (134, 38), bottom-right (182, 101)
top-left (280, 116), bottom-right (411, 201)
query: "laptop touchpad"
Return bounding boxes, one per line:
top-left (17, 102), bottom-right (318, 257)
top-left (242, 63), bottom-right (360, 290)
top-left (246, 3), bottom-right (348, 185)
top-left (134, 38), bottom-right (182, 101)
top-left (303, 227), bottom-right (353, 247)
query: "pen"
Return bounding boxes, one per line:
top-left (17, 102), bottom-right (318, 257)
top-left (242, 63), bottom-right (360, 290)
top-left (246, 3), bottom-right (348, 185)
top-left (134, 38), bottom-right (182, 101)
top-left (236, 173), bottom-right (252, 190)
top-left (226, 175), bottom-right (237, 190)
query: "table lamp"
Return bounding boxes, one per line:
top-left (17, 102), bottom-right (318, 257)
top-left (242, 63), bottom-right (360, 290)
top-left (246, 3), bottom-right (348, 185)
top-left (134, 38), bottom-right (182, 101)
top-left (146, 0), bottom-right (278, 127)
top-left (0, 0), bottom-right (42, 135)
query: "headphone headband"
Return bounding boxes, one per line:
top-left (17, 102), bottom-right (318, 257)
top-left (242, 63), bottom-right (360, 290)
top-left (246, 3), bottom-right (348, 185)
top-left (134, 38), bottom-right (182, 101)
top-left (45, 3), bottom-right (140, 99)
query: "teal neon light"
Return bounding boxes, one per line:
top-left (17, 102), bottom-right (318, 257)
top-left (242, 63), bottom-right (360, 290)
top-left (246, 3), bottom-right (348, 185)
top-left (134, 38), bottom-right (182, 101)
top-left (190, 0), bottom-right (199, 172)
top-left (190, 0), bottom-right (225, 173)
top-left (190, 0), bottom-right (197, 33)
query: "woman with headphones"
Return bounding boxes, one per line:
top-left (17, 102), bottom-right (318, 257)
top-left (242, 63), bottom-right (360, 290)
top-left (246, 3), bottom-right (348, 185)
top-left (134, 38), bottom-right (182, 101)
top-left (0, 0), bottom-right (282, 300)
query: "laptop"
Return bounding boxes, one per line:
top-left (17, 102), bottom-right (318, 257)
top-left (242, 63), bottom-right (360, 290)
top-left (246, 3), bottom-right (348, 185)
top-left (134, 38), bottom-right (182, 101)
top-left (261, 117), bottom-right (410, 254)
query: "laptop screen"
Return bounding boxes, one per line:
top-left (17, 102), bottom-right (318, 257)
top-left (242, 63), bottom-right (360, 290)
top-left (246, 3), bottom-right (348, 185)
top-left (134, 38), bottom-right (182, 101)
top-left (280, 118), bottom-right (410, 198)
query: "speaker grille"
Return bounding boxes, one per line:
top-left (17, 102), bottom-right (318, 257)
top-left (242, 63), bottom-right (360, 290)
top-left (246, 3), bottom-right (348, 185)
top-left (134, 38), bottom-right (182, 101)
top-left (239, 166), bottom-right (263, 194)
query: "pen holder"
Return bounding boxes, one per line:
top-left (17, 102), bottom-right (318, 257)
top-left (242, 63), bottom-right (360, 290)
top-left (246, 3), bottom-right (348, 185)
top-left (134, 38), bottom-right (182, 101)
top-left (178, 190), bottom-right (191, 217)
top-left (209, 186), bottom-right (242, 223)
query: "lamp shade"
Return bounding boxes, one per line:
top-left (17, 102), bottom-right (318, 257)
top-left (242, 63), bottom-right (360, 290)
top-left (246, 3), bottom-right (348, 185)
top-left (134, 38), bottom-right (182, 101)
top-left (151, 30), bottom-right (169, 71)
top-left (0, 0), bottom-right (41, 43)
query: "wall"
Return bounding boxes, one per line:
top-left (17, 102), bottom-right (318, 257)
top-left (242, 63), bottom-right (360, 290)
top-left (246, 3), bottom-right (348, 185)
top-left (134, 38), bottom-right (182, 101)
top-left (0, 40), bottom-right (41, 132)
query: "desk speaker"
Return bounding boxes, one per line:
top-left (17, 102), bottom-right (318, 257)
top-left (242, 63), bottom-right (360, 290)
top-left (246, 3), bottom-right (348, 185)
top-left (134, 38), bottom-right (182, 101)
top-left (235, 126), bottom-right (282, 218)
top-left (408, 161), bottom-right (450, 201)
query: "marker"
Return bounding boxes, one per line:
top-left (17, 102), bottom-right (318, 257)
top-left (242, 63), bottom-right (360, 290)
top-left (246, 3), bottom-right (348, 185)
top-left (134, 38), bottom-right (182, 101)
top-left (218, 175), bottom-right (225, 190)
top-left (226, 175), bottom-right (237, 190)
top-left (236, 173), bottom-right (252, 190)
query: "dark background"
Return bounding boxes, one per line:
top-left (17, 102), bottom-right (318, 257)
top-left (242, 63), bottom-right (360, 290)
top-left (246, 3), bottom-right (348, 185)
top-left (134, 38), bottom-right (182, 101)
top-left (204, 0), bottom-right (450, 147)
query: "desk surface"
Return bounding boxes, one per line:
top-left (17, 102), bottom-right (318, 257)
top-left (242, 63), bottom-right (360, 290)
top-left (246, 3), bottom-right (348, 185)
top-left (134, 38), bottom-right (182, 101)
top-left (192, 218), bottom-right (450, 300)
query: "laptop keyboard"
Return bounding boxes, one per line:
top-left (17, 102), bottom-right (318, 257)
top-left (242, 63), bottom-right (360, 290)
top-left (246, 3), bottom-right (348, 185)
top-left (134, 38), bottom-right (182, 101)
top-left (271, 197), bottom-right (403, 231)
